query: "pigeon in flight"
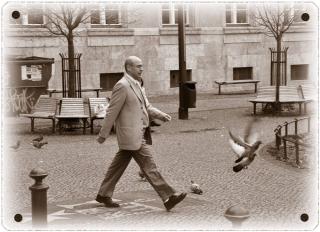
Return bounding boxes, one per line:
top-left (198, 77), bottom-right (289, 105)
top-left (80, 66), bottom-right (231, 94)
top-left (32, 141), bottom-right (48, 149)
top-left (190, 180), bottom-right (203, 195)
top-left (229, 119), bottom-right (262, 172)
top-left (32, 135), bottom-right (44, 142)
top-left (10, 140), bottom-right (21, 151)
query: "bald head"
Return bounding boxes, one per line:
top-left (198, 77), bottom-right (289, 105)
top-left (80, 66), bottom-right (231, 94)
top-left (125, 56), bottom-right (143, 81)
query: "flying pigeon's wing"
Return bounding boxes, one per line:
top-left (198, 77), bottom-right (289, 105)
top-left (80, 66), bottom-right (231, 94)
top-left (229, 131), bottom-right (250, 148)
top-left (246, 132), bottom-right (259, 146)
top-left (229, 138), bottom-right (246, 157)
top-left (243, 118), bottom-right (259, 145)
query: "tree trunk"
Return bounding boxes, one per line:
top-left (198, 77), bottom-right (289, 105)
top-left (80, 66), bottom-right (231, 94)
top-left (275, 36), bottom-right (282, 112)
top-left (68, 35), bottom-right (76, 98)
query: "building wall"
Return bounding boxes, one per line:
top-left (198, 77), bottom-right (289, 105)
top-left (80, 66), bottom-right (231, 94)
top-left (3, 3), bottom-right (318, 96)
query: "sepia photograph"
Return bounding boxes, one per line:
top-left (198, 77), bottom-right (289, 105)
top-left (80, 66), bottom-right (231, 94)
top-left (0, 0), bottom-right (319, 231)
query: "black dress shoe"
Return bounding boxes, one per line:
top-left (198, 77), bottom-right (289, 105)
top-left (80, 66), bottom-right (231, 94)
top-left (96, 195), bottom-right (120, 207)
top-left (164, 192), bottom-right (187, 211)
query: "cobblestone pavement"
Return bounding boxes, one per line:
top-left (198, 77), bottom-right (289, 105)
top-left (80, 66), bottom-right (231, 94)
top-left (1, 93), bottom-right (319, 231)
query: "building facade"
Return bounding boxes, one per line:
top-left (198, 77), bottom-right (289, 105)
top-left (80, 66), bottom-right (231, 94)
top-left (3, 2), bottom-right (318, 97)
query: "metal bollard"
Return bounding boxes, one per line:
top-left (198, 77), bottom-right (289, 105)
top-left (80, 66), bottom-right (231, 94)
top-left (29, 168), bottom-right (49, 227)
top-left (224, 204), bottom-right (250, 228)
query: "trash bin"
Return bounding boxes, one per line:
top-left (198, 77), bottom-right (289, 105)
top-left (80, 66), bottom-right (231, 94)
top-left (180, 81), bottom-right (196, 108)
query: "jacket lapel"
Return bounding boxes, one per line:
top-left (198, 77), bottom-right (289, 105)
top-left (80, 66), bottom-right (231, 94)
top-left (125, 74), bottom-right (143, 103)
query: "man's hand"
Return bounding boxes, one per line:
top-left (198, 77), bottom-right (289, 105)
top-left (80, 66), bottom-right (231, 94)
top-left (162, 113), bottom-right (171, 122)
top-left (96, 136), bottom-right (106, 144)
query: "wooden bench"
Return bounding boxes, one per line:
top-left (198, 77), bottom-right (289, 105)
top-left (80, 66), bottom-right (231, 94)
top-left (55, 98), bottom-right (89, 134)
top-left (298, 84), bottom-right (317, 113)
top-left (249, 86), bottom-right (306, 115)
top-left (47, 88), bottom-right (102, 97)
top-left (20, 95), bottom-right (58, 133)
top-left (88, 97), bottom-right (110, 134)
top-left (214, 80), bottom-right (260, 94)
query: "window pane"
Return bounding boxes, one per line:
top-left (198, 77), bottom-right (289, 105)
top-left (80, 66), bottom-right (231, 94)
top-left (291, 65), bottom-right (308, 80)
top-left (226, 11), bottom-right (232, 23)
top-left (28, 8), bottom-right (43, 24)
top-left (106, 10), bottom-right (119, 24)
top-left (100, 73), bottom-right (123, 91)
top-left (91, 10), bottom-right (100, 24)
top-left (162, 10), bottom-right (170, 24)
top-left (233, 67), bottom-right (252, 80)
top-left (174, 9), bottom-right (178, 24)
top-left (237, 10), bottom-right (247, 23)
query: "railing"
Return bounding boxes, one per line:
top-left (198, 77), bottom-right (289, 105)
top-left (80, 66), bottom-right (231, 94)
top-left (274, 116), bottom-right (311, 166)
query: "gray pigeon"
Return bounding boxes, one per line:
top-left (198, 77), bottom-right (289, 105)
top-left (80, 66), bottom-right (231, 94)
top-left (32, 141), bottom-right (48, 149)
top-left (229, 119), bottom-right (262, 172)
top-left (190, 180), bottom-right (203, 195)
top-left (32, 135), bottom-right (44, 142)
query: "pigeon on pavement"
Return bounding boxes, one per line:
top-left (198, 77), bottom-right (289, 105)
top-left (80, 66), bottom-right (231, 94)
top-left (32, 141), bottom-right (48, 149)
top-left (190, 180), bottom-right (203, 195)
top-left (229, 119), bottom-right (262, 172)
top-left (10, 140), bottom-right (21, 151)
top-left (32, 135), bottom-right (44, 142)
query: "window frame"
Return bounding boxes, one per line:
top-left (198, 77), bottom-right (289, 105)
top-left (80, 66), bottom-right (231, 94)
top-left (225, 3), bottom-right (249, 25)
top-left (161, 2), bottom-right (189, 26)
top-left (90, 4), bottom-right (121, 26)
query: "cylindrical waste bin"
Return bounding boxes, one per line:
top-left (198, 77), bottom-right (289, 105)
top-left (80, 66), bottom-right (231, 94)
top-left (180, 81), bottom-right (196, 108)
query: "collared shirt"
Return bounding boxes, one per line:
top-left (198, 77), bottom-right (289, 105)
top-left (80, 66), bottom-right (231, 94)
top-left (126, 73), bottom-right (149, 128)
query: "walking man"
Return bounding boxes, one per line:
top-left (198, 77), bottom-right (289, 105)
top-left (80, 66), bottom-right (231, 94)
top-left (96, 56), bottom-right (187, 211)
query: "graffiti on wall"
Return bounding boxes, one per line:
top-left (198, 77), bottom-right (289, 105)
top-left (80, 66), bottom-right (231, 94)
top-left (4, 88), bottom-right (36, 114)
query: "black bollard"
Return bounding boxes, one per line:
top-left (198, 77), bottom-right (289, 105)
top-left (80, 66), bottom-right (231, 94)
top-left (224, 204), bottom-right (250, 228)
top-left (29, 168), bottom-right (49, 228)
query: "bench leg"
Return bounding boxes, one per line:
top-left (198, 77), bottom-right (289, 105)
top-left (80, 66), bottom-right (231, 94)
top-left (218, 85), bottom-right (221, 95)
top-left (253, 103), bottom-right (256, 115)
top-left (83, 119), bottom-right (87, 134)
top-left (304, 103), bottom-right (307, 114)
top-left (52, 119), bottom-right (55, 133)
top-left (58, 120), bottom-right (62, 135)
top-left (254, 83), bottom-right (257, 93)
top-left (31, 118), bottom-right (35, 132)
top-left (298, 103), bottom-right (302, 115)
top-left (283, 139), bottom-right (288, 160)
top-left (295, 143), bottom-right (301, 167)
top-left (90, 119), bottom-right (94, 134)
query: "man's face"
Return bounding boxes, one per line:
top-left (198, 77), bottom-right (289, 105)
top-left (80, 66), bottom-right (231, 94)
top-left (127, 58), bottom-right (143, 81)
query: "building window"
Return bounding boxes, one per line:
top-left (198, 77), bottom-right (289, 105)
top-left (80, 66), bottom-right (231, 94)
top-left (27, 8), bottom-right (44, 24)
top-left (226, 3), bottom-right (248, 24)
top-left (90, 9), bottom-right (100, 24)
top-left (90, 4), bottom-right (121, 25)
top-left (105, 4), bottom-right (120, 24)
top-left (170, 70), bottom-right (192, 88)
top-left (233, 67), bottom-right (252, 80)
top-left (291, 65), bottom-right (308, 80)
top-left (161, 3), bottom-right (189, 25)
top-left (100, 73), bottom-right (123, 91)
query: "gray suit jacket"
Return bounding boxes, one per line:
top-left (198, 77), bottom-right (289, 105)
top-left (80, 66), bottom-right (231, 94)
top-left (99, 74), bottom-right (168, 150)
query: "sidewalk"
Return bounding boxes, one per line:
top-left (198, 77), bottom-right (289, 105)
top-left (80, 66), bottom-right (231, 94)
top-left (2, 92), bottom-right (318, 231)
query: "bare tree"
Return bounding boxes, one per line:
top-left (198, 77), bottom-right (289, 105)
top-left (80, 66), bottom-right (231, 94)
top-left (251, 3), bottom-right (296, 111)
top-left (44, 4), bottom-right (90, 97)
top-left (43, 3), bottom-right (139, 97)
